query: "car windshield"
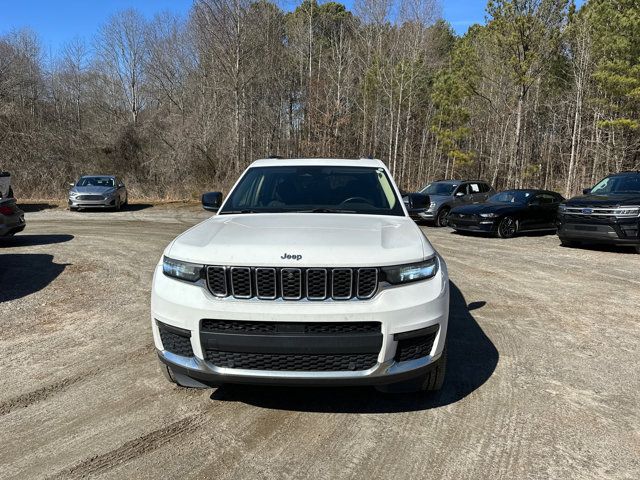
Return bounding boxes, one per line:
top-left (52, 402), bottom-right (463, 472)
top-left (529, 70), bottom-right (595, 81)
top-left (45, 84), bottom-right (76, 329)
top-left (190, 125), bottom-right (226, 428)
top-left (420, 182), bottom-right (457, 196)
top-left (590, 174), bottom-right (640, 194)
top-left (219, 165), bottom-right (403, 216)
top-left (489, 190), bottom-right (533, 204)
top-left (77, 177), bottom-right (114, 188)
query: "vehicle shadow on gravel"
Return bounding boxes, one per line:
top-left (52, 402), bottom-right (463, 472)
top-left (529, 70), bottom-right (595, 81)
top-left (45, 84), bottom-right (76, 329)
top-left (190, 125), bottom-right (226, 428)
top-left (452, 229), bottom-right (557, 238)
top-left (17, 203), bottom-right (59, 212)
top-left (209, 282), bottom-right (499, 413)
top-left (72, 203), bottom-right (153, 213)
top-left (0, 234), bottom-right (73, 247)
top-left (560, 243), bottom-right (638, 254)
top-left (0, 254), bottom-right (68, 302)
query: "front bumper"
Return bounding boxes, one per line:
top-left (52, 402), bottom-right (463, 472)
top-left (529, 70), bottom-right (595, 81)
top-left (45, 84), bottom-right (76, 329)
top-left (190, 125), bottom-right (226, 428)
top-left (0, 212), bottom-right (26, 237)
top-left (68, 197), bottom-right (116, 208)
top-left (151, 261), bottom-right (449, 386)
top-left (448, 217), bottom-right (496, 233)
top-left (417, 210), bottom-right (436, 220)
top-left (558, 218), bottom-right (640, 246)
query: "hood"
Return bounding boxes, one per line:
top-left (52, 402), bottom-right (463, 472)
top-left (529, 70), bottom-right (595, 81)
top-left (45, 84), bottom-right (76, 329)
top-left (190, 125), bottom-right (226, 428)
top-left (565, 193), bottom-right (640, 208)
top-left (168, 213), bottom-right (431, 267)
top-left (72, 185), bottom-right (115, 194)
top-left (452, 202), bottom-right (523, 215)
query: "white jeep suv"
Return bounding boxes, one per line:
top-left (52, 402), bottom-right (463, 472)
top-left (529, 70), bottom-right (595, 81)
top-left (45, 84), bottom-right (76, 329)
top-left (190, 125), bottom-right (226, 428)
top-left (151, 158), bottom-right (449, 393)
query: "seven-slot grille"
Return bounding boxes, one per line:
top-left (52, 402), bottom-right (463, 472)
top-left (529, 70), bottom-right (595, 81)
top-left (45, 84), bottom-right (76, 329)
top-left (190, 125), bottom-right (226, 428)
top-left (206, 266), bottom-right (378, 301)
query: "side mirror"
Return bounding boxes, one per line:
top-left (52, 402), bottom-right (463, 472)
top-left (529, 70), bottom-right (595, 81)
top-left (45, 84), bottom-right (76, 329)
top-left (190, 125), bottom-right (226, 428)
top-left (582, 188), bottom-right (591, 195)
top-left (407, 193), bottom-right (428, 209)
top-left (202, 191), bottom-right (223, 212)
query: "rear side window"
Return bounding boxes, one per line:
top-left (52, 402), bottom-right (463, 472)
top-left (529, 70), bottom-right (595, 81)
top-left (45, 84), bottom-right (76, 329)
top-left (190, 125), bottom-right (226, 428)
top-left (455, 185), bottom-right (468, 196)
top-left (535, 193), bottom-right (558, 205)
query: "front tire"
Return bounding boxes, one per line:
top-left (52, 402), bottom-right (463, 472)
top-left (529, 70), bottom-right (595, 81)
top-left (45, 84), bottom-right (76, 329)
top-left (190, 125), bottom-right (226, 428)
top-left (376, 347), bottom-right (447, 394)
top-left (497, 216), bottom-right (518, 239)
top-left (436, 208), bottom-right (450, 227)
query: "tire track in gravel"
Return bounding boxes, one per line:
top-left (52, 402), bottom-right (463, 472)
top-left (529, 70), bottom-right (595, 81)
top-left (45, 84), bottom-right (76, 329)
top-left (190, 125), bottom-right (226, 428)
top-left (0, 367), bottom-right (101, 417)
top-left (47, 415), bottom-right (205, 480)
top-left (0, 343), bottom-right (154, 417)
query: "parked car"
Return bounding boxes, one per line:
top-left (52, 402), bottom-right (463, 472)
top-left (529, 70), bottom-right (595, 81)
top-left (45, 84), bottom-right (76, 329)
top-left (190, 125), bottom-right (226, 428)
top-left (557, 171), bottom-right (640, 253)
top-left (448, 189), bottom-right (564, 238)
top-left (68, 175), bottom-right (128, 211)
top-left (405, 180), bottom-right (494, 226)
top-left (0, 197), bottom-right (25, 237)
top-left (151, 158), bottom-right (449, 393)
top-left (0, 171), bottom-right (13, 199)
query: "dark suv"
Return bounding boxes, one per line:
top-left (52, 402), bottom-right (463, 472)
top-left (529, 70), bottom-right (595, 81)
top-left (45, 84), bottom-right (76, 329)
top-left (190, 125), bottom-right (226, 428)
top-left (405, 180), bottom-right (494, 226)
top-left (558, 171), bottom-right (640, 253)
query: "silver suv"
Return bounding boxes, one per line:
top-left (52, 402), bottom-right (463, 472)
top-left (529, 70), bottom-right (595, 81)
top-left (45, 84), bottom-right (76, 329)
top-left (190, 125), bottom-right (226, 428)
top-left (413, 180), bottom-right (494, 226)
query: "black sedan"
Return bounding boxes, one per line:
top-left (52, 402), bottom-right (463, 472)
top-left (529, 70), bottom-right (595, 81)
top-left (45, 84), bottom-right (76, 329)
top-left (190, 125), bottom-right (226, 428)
top-left (447, 189), bottom-right (564, 238)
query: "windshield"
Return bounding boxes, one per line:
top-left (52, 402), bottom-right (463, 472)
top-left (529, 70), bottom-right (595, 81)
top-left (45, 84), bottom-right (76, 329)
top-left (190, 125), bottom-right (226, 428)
top-left (489, 190), bottom-right (533, 204)
top-left (219, 166), bottom-right (404, 216)
top-left (77, 177), bottom-right (114, 188)
top-left (590, 174), bottom-right (640, 194)
top-left (420, 182), bottom-right (457, 196)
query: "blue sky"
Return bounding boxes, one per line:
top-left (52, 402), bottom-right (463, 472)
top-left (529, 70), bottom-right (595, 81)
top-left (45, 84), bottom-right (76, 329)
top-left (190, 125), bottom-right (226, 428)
top-left (0, 1), bottom-right (578, 55)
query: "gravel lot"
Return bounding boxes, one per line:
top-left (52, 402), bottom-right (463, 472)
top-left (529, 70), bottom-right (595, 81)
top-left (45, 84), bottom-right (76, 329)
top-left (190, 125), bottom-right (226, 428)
top-left (1, 203), bottom-right (638, 480)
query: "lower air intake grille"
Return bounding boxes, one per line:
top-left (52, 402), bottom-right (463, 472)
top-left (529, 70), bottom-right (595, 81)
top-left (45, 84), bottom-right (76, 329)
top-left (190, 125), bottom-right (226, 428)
top-left (157, 321), bottom-right (194, 357)
top-left (201, 319), bottom-right (381, 335)
top-left (204, 351), bottom-right (378, 371)
top-left (395, 330), bottom-right (438, 362)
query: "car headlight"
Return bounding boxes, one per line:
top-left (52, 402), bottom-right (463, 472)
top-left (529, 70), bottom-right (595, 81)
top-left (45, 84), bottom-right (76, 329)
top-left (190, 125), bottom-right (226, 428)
top-left (163, 256), bottom-right (204, 282)
top-left (480, 213), bottom-right (498, 218)
top-left (382, 257), bottom-right (439, 284)
top-left (69, 191), bottom-right (78, 197)
top-left (428, 202), bottom-right (436, 210)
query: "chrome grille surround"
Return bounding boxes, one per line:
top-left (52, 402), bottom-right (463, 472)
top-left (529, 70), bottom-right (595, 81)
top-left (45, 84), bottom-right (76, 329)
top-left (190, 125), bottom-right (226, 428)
top-left (563, 206), bottom-right (640, 218)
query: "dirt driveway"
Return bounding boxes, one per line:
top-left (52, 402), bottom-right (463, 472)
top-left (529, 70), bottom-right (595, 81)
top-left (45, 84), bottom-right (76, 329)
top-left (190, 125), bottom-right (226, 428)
top-left (1, 204), bottom-right (638, 479)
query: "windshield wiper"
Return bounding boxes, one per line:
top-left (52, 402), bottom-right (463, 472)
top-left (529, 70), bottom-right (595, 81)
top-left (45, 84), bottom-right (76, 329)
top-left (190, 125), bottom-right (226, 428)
top-left (220, 209), bottom-right (261, 214)
top-left (298, 208), bottom-right (358, 213)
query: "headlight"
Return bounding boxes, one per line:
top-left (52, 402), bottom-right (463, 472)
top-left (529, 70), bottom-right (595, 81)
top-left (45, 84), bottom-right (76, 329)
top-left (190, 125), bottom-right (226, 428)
top-left (382, 257), bottom-right (439, 284)
top-left (428, 202), bottom-right (436, 210)
top-left (69, 191), bottom-right (78, 197)
top-left (162, 256), bottom-right (204, 282)
top-left (480, 213), bottom-right (498, 218)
